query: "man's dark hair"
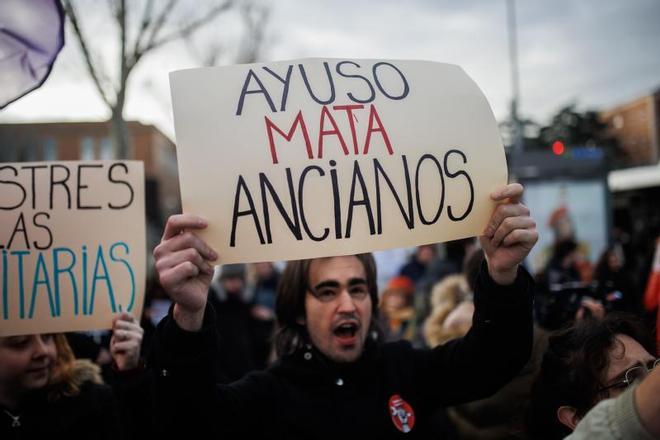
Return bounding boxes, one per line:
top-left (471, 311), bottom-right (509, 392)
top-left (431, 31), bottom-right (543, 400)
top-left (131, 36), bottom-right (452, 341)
top-left (274, 254), bottom-right (380, 357)
top-left (526, 313), bottom-right (655, 439)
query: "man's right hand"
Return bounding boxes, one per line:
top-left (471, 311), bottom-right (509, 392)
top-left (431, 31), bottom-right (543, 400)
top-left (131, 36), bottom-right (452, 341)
top-left (154, 214), bottom-right (218, 331)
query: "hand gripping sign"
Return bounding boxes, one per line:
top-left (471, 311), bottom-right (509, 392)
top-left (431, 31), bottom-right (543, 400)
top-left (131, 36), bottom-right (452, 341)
top-left (0, 161), bottom-right (146, 336)
top-left (170, 59), bottom-right (507, 264)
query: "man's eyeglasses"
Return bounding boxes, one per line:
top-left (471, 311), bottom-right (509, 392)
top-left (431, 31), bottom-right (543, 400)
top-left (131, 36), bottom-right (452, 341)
top-left (307, 282), bottom-right (370, 303)
top-left (598, 358), bottom-right (660, 393)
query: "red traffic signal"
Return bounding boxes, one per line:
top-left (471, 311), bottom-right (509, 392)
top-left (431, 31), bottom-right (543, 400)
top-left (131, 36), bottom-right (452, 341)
top-left (552, 140), bottom-right (565, 155)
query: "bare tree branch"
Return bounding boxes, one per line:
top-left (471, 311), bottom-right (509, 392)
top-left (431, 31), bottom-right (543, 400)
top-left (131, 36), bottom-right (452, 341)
top-left (117, 0), bottom-right (128, 104)
top-left (236, 1), bottom-right (269, 64)
top-left (142, 1), bottom-right (233, 54)
top-left (130, 0), bottom-right (156, 65)
top-left (137, 0), bottom-right (178, 59)
top-left (62, 0), bottom-right (113, 107)
top-left (184, 35), bottom-right (225, 67)
top-left (64, 0), bottom-right (245, 158)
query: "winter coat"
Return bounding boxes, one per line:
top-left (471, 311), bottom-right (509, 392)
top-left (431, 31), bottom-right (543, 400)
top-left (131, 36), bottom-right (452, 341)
top-left (565, 384), bottom-right (655, 440)
top-left (0, 381), bottom-right (120, 440)
top-left (150, 264), bottom-right (534, 438)
top-left (209, 287), bottom-right (273, 380)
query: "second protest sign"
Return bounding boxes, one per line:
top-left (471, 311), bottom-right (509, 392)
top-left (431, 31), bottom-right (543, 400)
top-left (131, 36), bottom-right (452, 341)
top-left (0, 160), bottom-right (146, 336)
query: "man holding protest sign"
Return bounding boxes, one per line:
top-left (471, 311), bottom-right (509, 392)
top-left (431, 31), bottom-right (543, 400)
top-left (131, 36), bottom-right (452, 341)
top-left (150, 182), bottom-right (538, 437)
top-left (149, 58), bottom-right (539, 437)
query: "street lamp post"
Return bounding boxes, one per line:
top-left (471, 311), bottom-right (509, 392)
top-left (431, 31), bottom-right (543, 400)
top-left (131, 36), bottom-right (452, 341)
top-left (507, 0), bottom-right (524, 153)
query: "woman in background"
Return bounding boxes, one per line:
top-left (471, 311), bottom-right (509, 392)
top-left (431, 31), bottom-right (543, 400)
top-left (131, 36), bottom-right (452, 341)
top-left (0, 313), bottom-right (143, 439)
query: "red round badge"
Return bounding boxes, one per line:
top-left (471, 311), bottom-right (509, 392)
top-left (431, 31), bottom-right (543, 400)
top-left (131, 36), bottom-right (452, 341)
top-left (389, 394), bottom-right (415, 433)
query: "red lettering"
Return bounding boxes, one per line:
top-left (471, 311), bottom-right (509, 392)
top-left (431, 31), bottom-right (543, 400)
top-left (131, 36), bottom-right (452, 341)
top-left (265, 112), bottom-right (313, 164)
top-left (264, 104), bottom-right (394, 163)
top-left (363, 104), bottom-right (394, 155)
top-left (317, 105), bottom-right (349, 159)
top-left (333, 104), bottom-right (364, 154)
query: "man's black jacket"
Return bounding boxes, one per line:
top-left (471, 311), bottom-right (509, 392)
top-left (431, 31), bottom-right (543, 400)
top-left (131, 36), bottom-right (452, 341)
top-left (150, 263), bottom-right (534, 438)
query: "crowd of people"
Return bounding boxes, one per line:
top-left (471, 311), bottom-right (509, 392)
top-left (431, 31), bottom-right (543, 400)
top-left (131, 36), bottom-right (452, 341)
top-left (2, 183), bottom-right (659, 439)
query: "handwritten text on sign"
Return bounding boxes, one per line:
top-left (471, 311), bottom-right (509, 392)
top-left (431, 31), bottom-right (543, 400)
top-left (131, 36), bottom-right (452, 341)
top-left (170, 59), bottom-right (507, 263)
top-left (0, 161), bottom-right (146, 336)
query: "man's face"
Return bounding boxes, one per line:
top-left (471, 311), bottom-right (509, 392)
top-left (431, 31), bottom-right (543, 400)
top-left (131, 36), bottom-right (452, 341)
top-left (0, 334), bottom-right (57, 397)
top-left (556, 332), bottom-right (654, 432)
top-left (304, 256), bottom-right (372, 363)
top-left (602, 334), bottom-right (655, 398)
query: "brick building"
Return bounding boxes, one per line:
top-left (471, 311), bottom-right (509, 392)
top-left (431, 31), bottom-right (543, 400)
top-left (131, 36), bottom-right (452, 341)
top-left (0, 120), bottom-right (181, 229)
top-left (600, 88), bottom-right (660, 166)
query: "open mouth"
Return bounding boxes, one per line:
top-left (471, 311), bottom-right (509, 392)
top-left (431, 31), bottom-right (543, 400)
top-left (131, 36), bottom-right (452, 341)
top-left (333, 322), bottom-right (359, 345)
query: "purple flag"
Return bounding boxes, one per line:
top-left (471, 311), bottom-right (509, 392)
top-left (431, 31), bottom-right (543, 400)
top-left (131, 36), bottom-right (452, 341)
top-left (0, 0), bottom-right (64, 109)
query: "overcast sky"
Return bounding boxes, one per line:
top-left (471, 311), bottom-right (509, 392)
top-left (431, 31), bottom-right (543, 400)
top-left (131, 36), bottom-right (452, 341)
top-left (1, 0), bottom-right (659, 139)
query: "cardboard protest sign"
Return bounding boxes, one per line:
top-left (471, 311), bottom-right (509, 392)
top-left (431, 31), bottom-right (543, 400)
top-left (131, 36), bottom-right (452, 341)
top-left (0, 161), bottom-right (146, 336)
top-left (170, 59), bottom-right (507, 263)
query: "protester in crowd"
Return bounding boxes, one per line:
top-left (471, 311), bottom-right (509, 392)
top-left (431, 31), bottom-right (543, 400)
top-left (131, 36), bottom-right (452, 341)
top-left (536, 238), bottom-right (606, 330)
top-left (423, 248), bottom-right (486, 348)
top-left (415, 238), bottom-right (478, 331)
top-left (208, 263), bottom-right (273, 379)
top-left (149, 183), bottom-right (538, 437)
top-left (422, 274), bottom-right (472, 348)
top-left (248, 261), bottom-right (281, 319)
top-left (543, 206), bottom-right (592, 282)
top-left (424, 249), bottom-right (548, 439)
top-left (398, 244), bottom-right (437, 342)
top-left (526, 313), bottom-right (657, 440)
top-left (373, 248), bottom-right (410, 293)
top-left (399, 243), bottom-right (437, 285)
top-left (544, 239), bottom-right (583, 286)
top-left (593, 244), bottom-right (633, 313)
top-left (107, 314), bottom-right (153, 440)
top-left (64, 329), bottom-right (112, 372)
top-left (564, 356), bottom-right (660, 440)
top-left (423, 238), bottom-right (478, 289)
top-left (643, 237), bottom-right (660, 354)
top-left (379, 275), bottom-right (417, 342)
top-left (0, 314), bottom-right (143, 438)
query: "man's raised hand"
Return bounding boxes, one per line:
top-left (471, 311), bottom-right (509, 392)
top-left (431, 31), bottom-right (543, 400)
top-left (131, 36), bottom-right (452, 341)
top-left (153, 214), bottom-right (218, 331)
top-left (480, 183), bottom-right (538, 285)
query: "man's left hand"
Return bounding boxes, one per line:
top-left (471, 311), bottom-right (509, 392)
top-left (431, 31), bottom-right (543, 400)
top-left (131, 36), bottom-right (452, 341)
top-left (480, 183), bottom-right (538, 285)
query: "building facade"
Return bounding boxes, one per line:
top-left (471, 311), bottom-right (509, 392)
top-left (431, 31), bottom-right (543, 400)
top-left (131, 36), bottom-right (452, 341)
top-left (600, 89), bottom-right (660, 166)
top-left (0, 120), bottom-right (181, 229)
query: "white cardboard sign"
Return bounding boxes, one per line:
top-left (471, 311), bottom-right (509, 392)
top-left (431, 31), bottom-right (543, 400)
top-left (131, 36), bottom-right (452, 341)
top-left (0, 161), bottom-right (146, 336)
top-left (170, 59), bottom-right (507, 263)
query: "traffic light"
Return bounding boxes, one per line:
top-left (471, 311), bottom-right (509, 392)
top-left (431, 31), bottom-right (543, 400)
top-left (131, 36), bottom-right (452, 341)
top-left (552, 140), bottom-right (565, 155)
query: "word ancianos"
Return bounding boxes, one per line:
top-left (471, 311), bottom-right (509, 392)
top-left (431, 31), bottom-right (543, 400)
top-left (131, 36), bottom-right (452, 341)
top-left (229, 150), bottom-right (474, 247)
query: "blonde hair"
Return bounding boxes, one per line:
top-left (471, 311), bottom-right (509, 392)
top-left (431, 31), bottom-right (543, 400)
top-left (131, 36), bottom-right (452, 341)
top-left (423, 274), bottom-right (471, 347)
top-left (47, 334), bottom-right (103, 402)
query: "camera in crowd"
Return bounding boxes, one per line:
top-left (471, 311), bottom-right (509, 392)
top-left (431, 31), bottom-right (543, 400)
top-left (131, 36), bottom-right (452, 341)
top-left (535, 280), bottom-right (623, 330)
